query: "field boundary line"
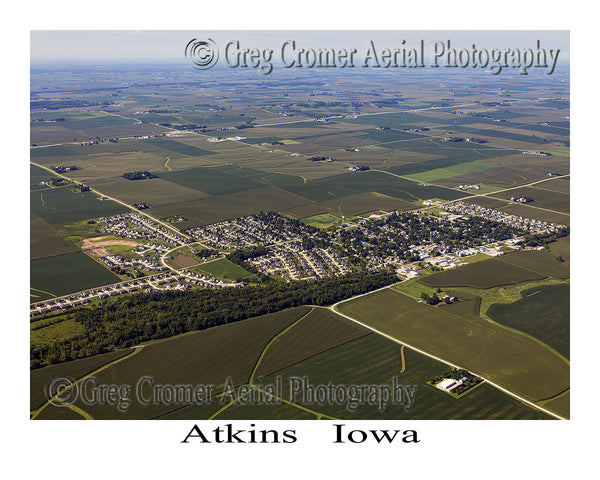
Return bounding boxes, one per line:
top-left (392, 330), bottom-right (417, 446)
top-left (248, 307), bottom-right (314, 385)
top-left (328, 303), bottom-right (567, 420)
top-left (31, 346), bottom-right (143, 420)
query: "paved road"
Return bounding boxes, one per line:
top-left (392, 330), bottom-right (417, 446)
top-left (327, 288), bottom-right (567, 420)
top-left (30, 161), bottom-right (190, 239)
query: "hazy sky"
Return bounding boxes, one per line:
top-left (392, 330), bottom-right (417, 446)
top-left (31, 30), bottom-right (569, 63)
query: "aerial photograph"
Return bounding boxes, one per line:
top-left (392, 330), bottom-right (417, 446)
top-left (29, 30), bottom-right (570, 421)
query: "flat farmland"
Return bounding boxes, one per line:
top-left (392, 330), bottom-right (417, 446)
top-left (487, 284), bottom-right (569, 359)
top-left (538, 177), bottom-right (570, 194)
top-left (56, 151), bottom-right (175, 180)
top-left (149, 186), bottom-right (316, 227)
top-left (433, 165), bottom-right (553, 189)
top-left (254, 333), bottom-right (552, 420)
top-left (89, 177), bottom-right (210, 206)
top-left (30, 145), bottom-right (78, 158)
top-left (499, 204), bottom-right (570, 225)
top-left (404, 160), bottom-right (496, 183)
top-left (281, 203), bottom-right (329, 219)
top-left (31, 111), bottom-right (135, 130)
top-left (243, 155), bottom-right (348, 180)
top-left (30, 187), bottom-right (128, 226)
top-left (30, 251), bottom-right (120, 299)
top-left (144, 137), bottom-right (216, 157)
top-left (35, 307), bottom-right (311, 419)
top-left (496, 250), bottom-right (569, 280)
top-left (495, 185), bottom-right (569, 214)
top-left (281, 171), bottom-right (465, 203)
top-left (254, 307), bottom-right (370, 379)
top-left (547, 236), bottom-right (570, 263)
top-left (336, 288), bottom-right (569, 412)
top-left (30, 212), bottom-right (78, 260)
top-left (30, 348), bottom-right (134, 411)
top-left (419, 256), bottom-right (547, 289)
top-left (158, 165), bottom-right (283, 196)
top-left (340, 112), bottom-right (443, 129)
top-left (318, 192), bottom-right (418, 216)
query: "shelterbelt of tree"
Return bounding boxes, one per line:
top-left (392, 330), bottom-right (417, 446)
top-left (30, 271), bottom-right (397, 368)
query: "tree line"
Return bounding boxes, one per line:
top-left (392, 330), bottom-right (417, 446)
top-left (31, 271), bottom-right (397, 369)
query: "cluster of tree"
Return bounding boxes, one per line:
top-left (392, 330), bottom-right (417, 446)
top-left (196, 249), bottom-right (220, 259)
top-left (337, 212), bottom-right (524, 261)
top-left (134, 203), bottom-right (151, 210)
top-left (522, 227), bottom-right (569, 247)
top-left (236, 124), bottom-right (255, 129)
top-left (122, 171), bottom-right (158, 181)
top-left (420, 290), bottom-right (454, 305)
top-left (308, 156), bottom-right (334, 162)
top-left (30, 271), bottom-right (397, 368)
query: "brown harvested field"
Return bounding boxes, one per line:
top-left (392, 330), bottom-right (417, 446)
top-left (175, 255), bottom-right (197, 267)
top-left (254, 307), bottom-right (370, 378)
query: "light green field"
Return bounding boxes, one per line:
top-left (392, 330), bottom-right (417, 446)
top-left (404, 160), bottom-right (495, 183)
top-left (302, 213), bottom-right (343, 228)
top-left (195, 258), bottom-right (256, 281)
top-left (336, 287), bottom-right (569, 416)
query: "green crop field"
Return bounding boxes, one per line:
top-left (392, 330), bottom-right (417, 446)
top-left (487, 284), bottom-right (569, 359)
top-left (419, 256), bottom-right (547, 289)
top-left (500, 204), bottom-right (570, 225)
top-left (318, 192), bottom-right (417, 217)
top-left (149, 186), bottom-right (315, 227)
top-left (195, 258), bottom-right (256, 281)
top-left (30, 251), bottom-right (120, 299)
top-left (234, 333), bottom-right (551, 420)
top-left (33, 307), bottom-right (311, 419)
top-left (336, 288), bottom-right (569, 416)
top-left (30, 212), bottom-right (79, 260)
top-left (254, 308), bottom-right (369, 379)
top-left (547, 236), bottom-right (570, 263)
top-left (30, 349), bottom-right (134, 411)
top-left (496, 250), bottom-right (569, 279)
top-left (90, 177), bottom-right (210, 206)
top-left (159, 165), bottom-right (274, 196)
top-left (404, 160), bottom-right (496, 183)
top-left (30, 187), bottom-right (128, 226)
top-left (145, 137), bottom-right (216, 157)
